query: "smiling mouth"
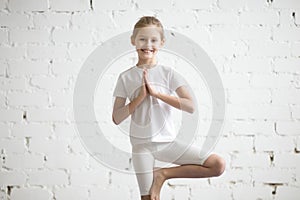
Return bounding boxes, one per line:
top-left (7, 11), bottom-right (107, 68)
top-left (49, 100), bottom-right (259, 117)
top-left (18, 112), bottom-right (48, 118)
top-left (141, 49), bottom-right (155, 53)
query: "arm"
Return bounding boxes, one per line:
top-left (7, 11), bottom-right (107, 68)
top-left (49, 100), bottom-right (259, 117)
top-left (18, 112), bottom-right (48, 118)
top-left (155, 86), bottom-right (195, 114)
top-left (143, 69), bottom-right (195, 114)
top-left (112, 76), bottom-right (148, 125)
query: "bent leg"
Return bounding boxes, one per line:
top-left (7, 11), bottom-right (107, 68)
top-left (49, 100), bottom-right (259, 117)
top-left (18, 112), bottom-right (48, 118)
top-left (149, 142), bottom-right (226, 200)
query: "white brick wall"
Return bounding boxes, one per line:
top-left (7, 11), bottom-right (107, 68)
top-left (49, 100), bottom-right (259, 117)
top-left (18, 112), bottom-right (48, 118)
top-left (0, 0), bottom-right (300, 199)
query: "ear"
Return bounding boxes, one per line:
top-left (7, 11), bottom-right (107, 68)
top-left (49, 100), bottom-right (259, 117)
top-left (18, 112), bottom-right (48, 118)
top-left (160, 38), bottom-right (165, 47)
top-left (131, 35), bottom-right (135, 46)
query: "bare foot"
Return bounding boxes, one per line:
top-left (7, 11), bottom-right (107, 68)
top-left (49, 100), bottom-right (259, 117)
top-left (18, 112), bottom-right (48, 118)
top-left (149, 168), bottom-right (166, 200)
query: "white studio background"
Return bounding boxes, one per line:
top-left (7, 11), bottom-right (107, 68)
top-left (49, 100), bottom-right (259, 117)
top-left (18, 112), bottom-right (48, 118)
top-left (0, 0), bottom-right (300, 200)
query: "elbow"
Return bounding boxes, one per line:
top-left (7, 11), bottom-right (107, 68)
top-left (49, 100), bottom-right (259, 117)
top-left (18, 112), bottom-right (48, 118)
top-left (187, 106), bottom-right (195, 114)
top-left (112, 115), bottom-right (120, 125)
top-left (187, 102), bottom-right (195, 114)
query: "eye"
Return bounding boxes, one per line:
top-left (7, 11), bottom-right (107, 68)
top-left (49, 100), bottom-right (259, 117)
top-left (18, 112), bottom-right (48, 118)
top-left (152, 39), bottom-right (157, 42)
top-left (139, 38), bottom-right (145, 41)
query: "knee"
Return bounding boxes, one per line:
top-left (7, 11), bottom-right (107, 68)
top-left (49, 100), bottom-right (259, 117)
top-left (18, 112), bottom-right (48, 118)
top-left (213, 156), bottom-right (226, 177)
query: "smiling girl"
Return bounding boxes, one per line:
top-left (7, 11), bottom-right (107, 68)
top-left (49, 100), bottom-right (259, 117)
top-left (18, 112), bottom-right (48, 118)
top-left (112, 16), bottom-right (225, 200)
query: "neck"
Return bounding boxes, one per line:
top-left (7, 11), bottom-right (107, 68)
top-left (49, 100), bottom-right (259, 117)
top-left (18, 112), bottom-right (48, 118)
top-left (136, 58), bottom-right (157, 68)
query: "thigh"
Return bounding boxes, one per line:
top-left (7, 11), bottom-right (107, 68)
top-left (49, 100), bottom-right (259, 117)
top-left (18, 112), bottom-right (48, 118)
top-left (152, 141), bottom-right (210, 166)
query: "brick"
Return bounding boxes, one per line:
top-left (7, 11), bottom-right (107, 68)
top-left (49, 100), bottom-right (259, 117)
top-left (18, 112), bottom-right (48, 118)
top-left (291, 105), bottom-right (300, 119)
top-left (215, 136), bottom-right (253, 152)
top-left (279, 10), bottom-right (297, 26)
top-left (0, 61), bottom-right (7, 76)
top-left (52, 29), bottom-right (93, 43)
top-left (54, 187), bottom-right (88, 200)
top-left (30, 76), bottom-right (69, 90)
top-left (0, 77), bottom-right (27, 91)
top-left (0, 46), bottom-right (26, 59)
top-left (231, 120), bottom-right (275, 136)
top-left (196, 11), bottom-right (238, 25)
top-left (27, 108), bottom-right (69, 122)
top-left (247, 105), bottom-right (290, 120)
top-left (155, 11), bottom-right (197, 28)
top-left (240, 26), bottom-right (271, 41)
top-left (0, 92), bottom-right (6, 107)
top-left (250, 73), bottom-right (293, 88)
top-left (245, 0), bottom-right (269, 10)
top-left (10, 29), bottom-right (50, 44)
top-left (28, 170), bottom-right (68, 185)
top-left (0, 29), bottom-right (8, 44)
top-left (0, 13), bottom-right (31, 28)
top-left (27, 44), bottom-right (68, 59)
top-left (233, 186), bottom-right (273, 200)
top-left (49, 91), bottom-right (72, 107)
top-left (221, 73), bottom-right (250, 89)
top-left (110, 171), bottom-right (139, 188)
top-left (5, 154), bottom-right (44, 169)
top-left (68, 45), bottom-right (96, 60)
top-left (255, 136), bottom-right (294, 152)
top-left (210, 25), bottom-right (239, 42)
top-left (93, 0), bottom-right (133, 10)
top-left (137, 0), bottom-right (173, 9)
top-left (90, 186), bottom-right (131, 200)
top-left (0, 108), bottom-right (23, 122)
top-left (70, 170), bottom-right (109, 186)
top-left (253, 168), bottom-right (293, 183)
top-left (0, 124), bottom-right (9, 137)
top-left (272, 89), bottom-right (300, 104)
top-left (12, 123), bottom-right (52, 138)
top-left (0, 138), bottom-right (26, 153)
top-left (229, 57), bottom-right (272, 73)
top-left (210, 168), bottom-right (252, 185)
top-left (248, 41), bottom-right (290, 57)
top-left (0, 171), bottom-right (26, 185)
top-left (8, 60), bottom-right (49, 76)
top-left (273, 0), bottom-right (300, 9)
top-left (49, 0), bottom-right (90, 11)
top-left (29, 138), bottom-right (69, 154)
top-left (0, 0), bottom-right (6, 9)
top-left (231, 152), bottom-right (270, 168)
top-left (218, 0), bottom-right (245, 10)
top-left (275, 186), bottom-right (300, 200)
top-left (190, 187), bottom-right (232, 200)
top-left (11, 188), bottom-right (52, 200)
top-left (226, 104), bottom-right (248, 120)
top-left (45, 154), bottom-right (87, 169)
top-left (51, 60), bottom-right (81, 75)
top-left (273, 27), bottom-right (300, 42)
top-left (276, 121), bottom-right (300, 136)
top-left (240, 11), bottom-right (279, 25)
top-left (53, 123), bottom-right (77, 138)
top-left (72, 12), bottom-right (114, 29)
top-left (228, 89), bottom-right (271, 104)
top-left (7, 92), bottom-right (48, 107)
top-left (291, 42), bottom-right (300, 56)
top-left (33, 12), bottom-right (70, 28)
top-left (273, 57), bottom-right (300, 73)
top-left (296, 10), bottom-right (300, 24)
top-left (274, 153), bottom-right (300, 167)
top-left (8, 0), bottom-right (48, 11)
top-left (173, 187), bottom-right (189, 199)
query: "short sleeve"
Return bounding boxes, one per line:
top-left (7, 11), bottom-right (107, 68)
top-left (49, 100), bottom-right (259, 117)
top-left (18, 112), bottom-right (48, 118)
top-left (169, 69), bottom-right (187, 91)
top-left (113, 74), bottom-right (127, 98)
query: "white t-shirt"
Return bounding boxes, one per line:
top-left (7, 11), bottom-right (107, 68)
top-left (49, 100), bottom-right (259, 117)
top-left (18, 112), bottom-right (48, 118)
top-left (113, 64), bottom-right (187, 145)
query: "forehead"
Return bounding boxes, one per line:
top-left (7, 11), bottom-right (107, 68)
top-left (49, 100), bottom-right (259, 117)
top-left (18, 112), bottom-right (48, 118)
top-left (135, 26), bottom-right (161, 37)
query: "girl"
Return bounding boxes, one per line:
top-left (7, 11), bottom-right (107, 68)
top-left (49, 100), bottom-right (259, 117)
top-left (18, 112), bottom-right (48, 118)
top-left (112, 16), bottom-right (225, 200)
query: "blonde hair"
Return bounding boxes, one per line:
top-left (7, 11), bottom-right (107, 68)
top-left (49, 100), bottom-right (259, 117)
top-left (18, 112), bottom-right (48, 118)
top-left (132, 16), bottom-right (165, 40)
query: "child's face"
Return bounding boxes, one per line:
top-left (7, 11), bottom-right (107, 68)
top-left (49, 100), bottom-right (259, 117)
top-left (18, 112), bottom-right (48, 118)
top-left (131, 26), bottom-right (164, 60)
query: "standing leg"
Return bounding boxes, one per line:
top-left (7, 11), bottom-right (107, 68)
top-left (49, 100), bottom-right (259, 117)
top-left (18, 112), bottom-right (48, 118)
top-left (132, 144), bottom-right (156, 200)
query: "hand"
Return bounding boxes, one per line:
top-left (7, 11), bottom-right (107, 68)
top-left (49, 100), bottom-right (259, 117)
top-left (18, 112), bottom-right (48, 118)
top-left (144, 69), bottom-right (159, 98)
top-left (138, 72), bottom-right (148, 100)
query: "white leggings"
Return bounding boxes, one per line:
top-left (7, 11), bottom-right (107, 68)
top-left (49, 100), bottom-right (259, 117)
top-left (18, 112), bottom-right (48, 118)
top-left (131, 140), bottom-right (210, 196)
